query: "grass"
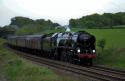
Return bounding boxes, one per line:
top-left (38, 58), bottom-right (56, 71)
top-left (0, 39), bottom-right (82, 81)
top-left (94, 48), bottom-right (125, 70)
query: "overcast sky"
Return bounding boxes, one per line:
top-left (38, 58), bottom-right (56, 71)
top-left (0, 0), bottom-right (125, 26)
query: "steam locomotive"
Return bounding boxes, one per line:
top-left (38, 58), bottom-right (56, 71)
top-left (7, 29), bottom-right (96, 66)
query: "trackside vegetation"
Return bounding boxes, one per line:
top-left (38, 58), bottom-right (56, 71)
top-left (0, 39), bottom-right (82, 81)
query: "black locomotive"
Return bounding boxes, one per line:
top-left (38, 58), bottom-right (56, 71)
top-left (7, 30), bottom-right (96, 66)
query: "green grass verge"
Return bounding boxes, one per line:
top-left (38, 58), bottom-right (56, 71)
top-left (94, 48), bottom-right (125, 70)
top-left (0, 39), bottom-right (82, 81)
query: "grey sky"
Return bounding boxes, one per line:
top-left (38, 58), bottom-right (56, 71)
top-left (0, 0), bottom-right (125, 26)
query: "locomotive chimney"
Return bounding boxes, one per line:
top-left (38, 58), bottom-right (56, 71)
top-left (66, 27), bottom-right (71, 32)
top-left (64, 25), bottom-right (71, 32)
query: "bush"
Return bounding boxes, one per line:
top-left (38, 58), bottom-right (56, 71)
top-left (97, 39), bottom-right (106, 51)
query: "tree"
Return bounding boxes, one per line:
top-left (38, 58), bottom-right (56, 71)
top-left (97, 39), bottom-right (106, 51)
top-left (10, 16), bottom-right (34, 28)
top-left (69, 19), bottom-right (77, 28)
top-left (0, 26), bottom-right (15, 38)
top-left (53, 23), bottom-right (60, 27)
top-left (69, 12), bottom-right (125, 28)
top-left (34, 19), bottom-right (45, 25)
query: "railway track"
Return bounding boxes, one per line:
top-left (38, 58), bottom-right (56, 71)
top-left (9, 48), bottom-right (125, 81)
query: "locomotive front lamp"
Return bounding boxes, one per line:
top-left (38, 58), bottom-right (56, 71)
top-left (92, 50), bottom-right (95, 53)
top-left (77, 49), bottom-right (80, 53)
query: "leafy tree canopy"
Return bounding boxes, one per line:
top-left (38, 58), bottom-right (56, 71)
top-left (69, 12), bottom-right (125, 28)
